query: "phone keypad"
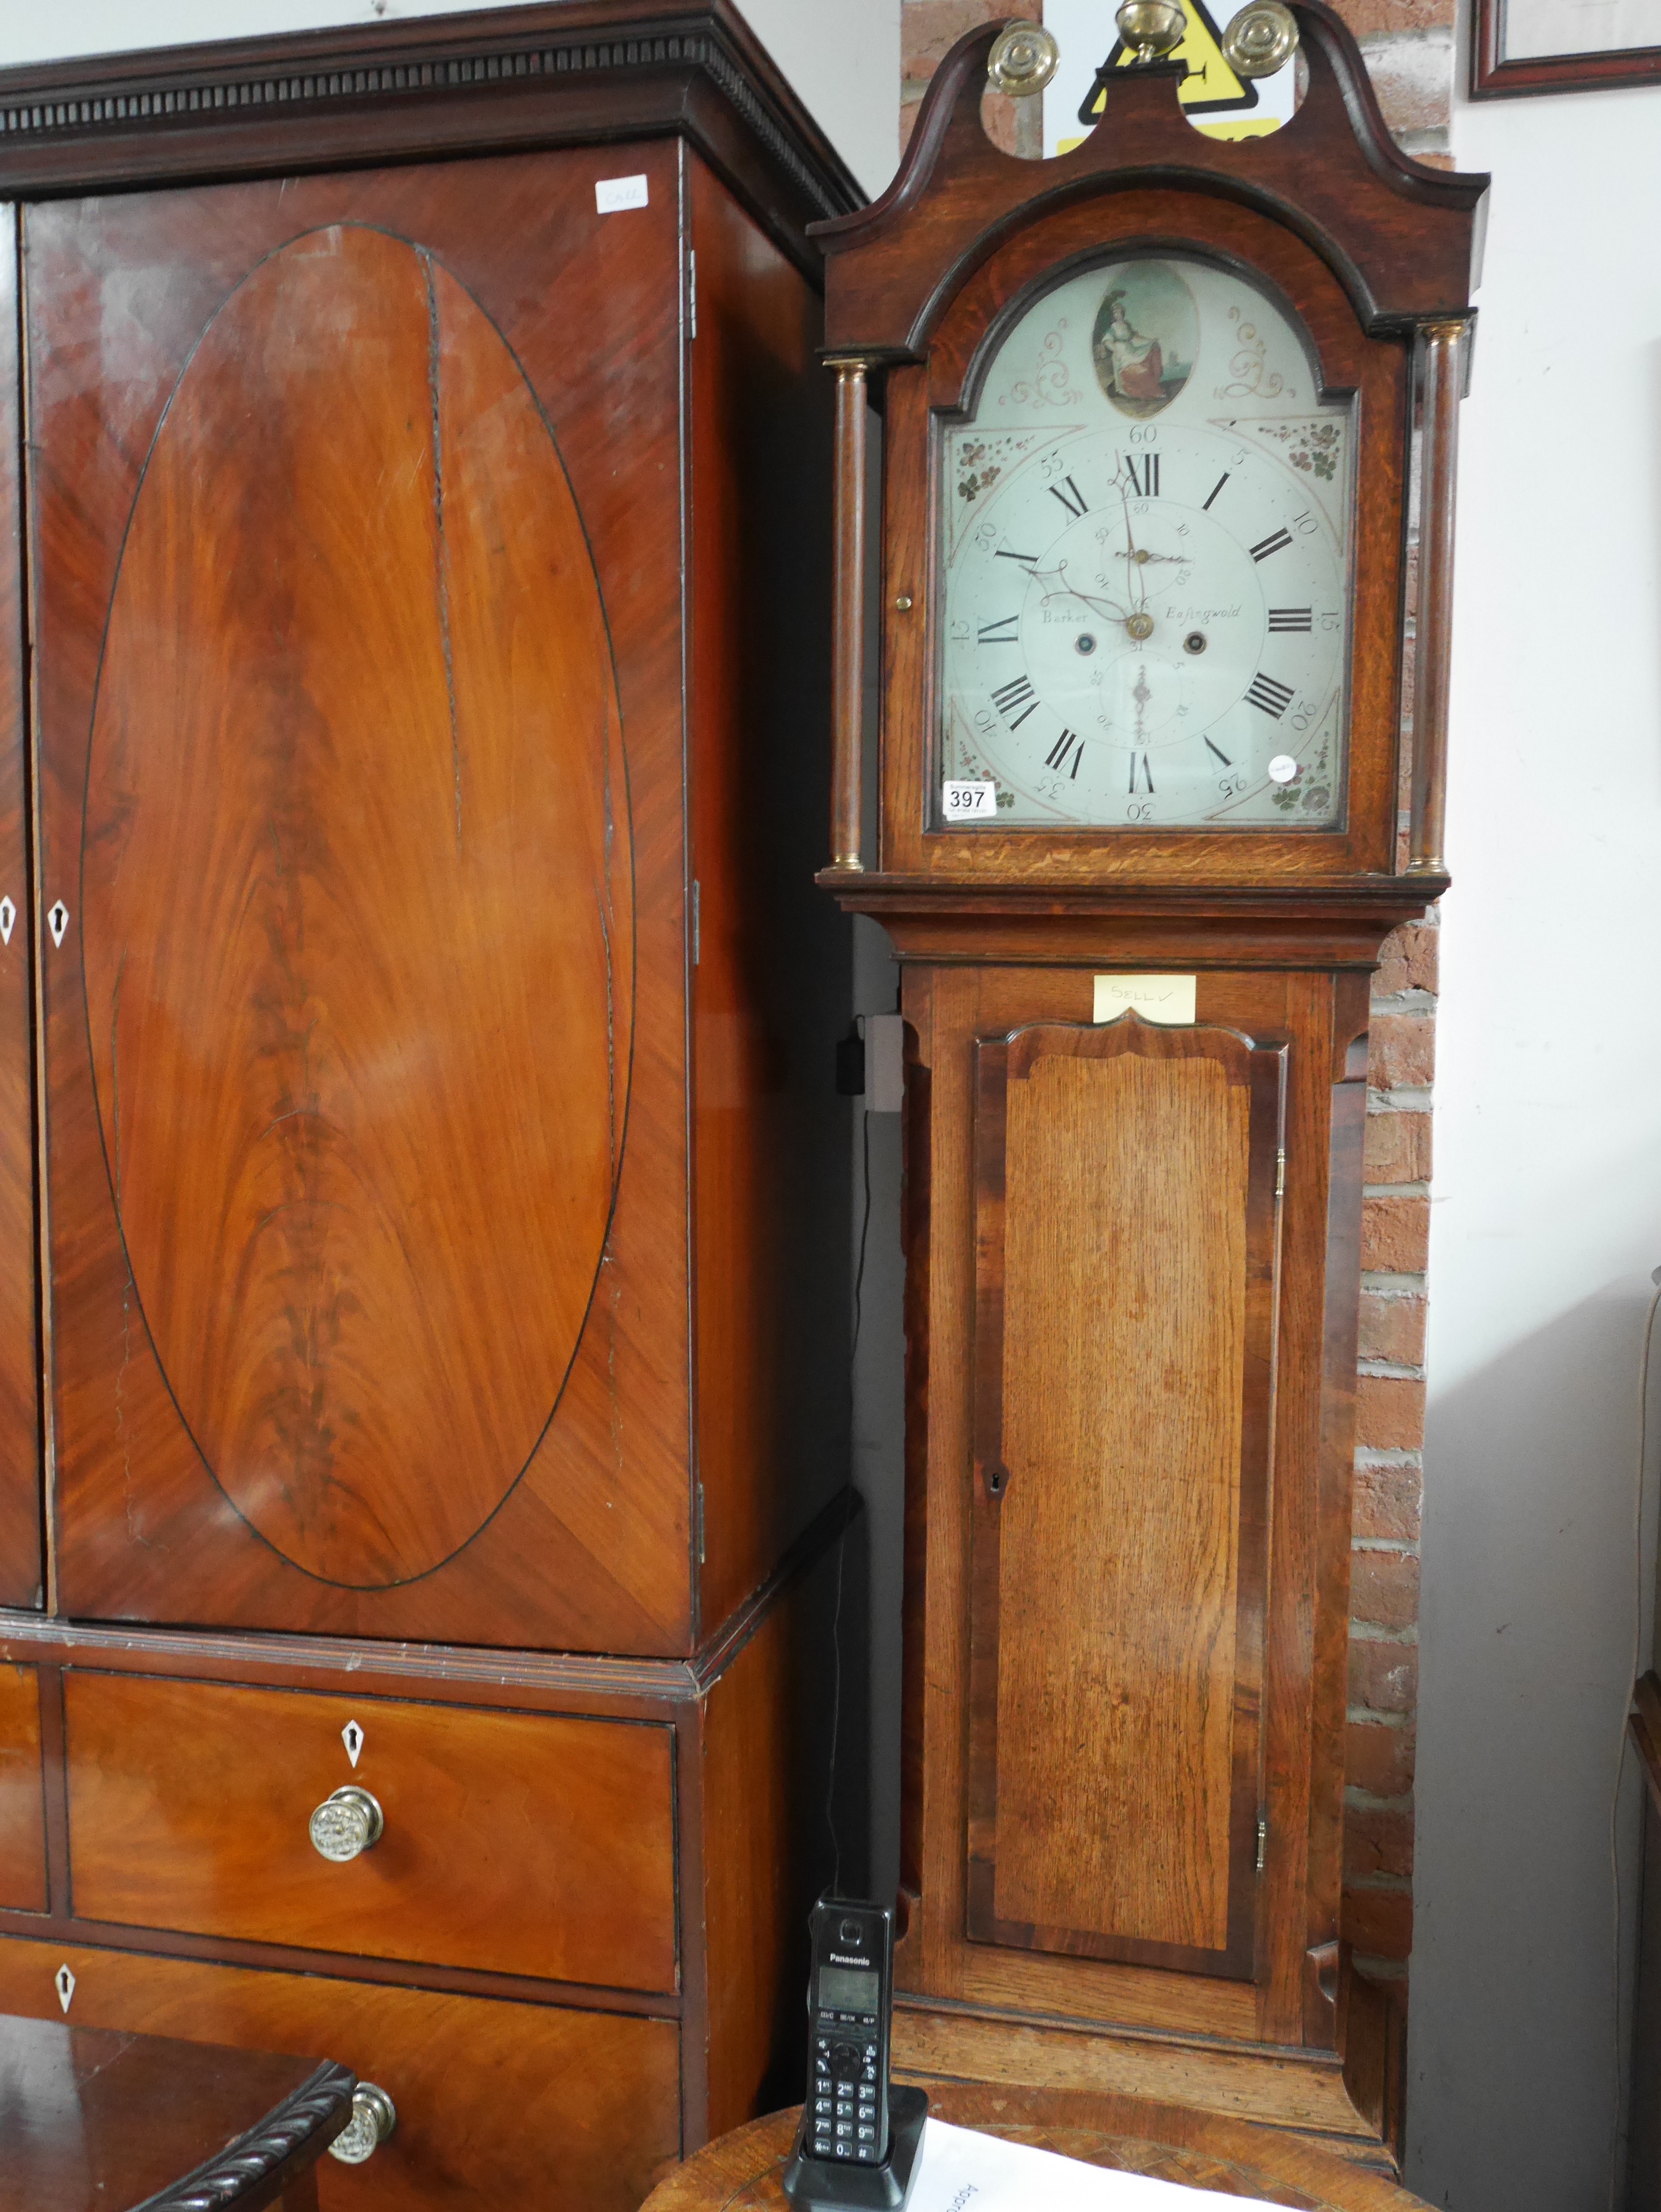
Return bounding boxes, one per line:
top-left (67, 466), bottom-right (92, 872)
top-left (809, 2024), bottom-right (882, 2163)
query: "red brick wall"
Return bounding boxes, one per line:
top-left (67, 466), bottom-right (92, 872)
top-left (901, 1), bottom-right (1043, 151)
top-left (897, 0), bottom-right (1454, 1996)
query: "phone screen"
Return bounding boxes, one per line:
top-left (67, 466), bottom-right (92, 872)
top-left (816, 1962), bottom-right (877, 2014)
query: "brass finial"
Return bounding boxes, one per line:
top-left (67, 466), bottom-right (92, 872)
top-left (1221, 0), bottom-right (1300, 77)
top-left (987, 20), bottom-right (1061, 96)
top-left (1114, 0), bottom-right (1188, 63)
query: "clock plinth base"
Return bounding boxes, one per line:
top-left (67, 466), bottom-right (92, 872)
top-left (889, 1983), bottom-right (1404, 2176)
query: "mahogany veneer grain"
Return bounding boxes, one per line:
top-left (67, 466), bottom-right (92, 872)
top-left (63, 1673), bottom-right (677, 1993)
top-left (0, 1666), bottom-right (44, 1914)
top-left (0, 237), bottom-right (37, 1618)
top-left (0, 2011), bottom-right (354, 2212)
top-left (0, 1940), bottom-right (680, 2212)
top-left (0, 11), bottom-right (858, 2178)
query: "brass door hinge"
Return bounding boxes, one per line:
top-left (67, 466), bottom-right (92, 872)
top-left (1256, 1815), bottom-right (1268, 1873)
top-left (1275, 1148), bottom-right (1286, 1199)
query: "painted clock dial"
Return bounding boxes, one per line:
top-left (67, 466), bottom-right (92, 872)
top-left (938, 255), bottom-right (1353, 830)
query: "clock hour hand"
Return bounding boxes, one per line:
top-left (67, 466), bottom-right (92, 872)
top-left (1032, 562), bottom-right (1131, 623)
top-left (1035, 564), bottom-right (1157, 641)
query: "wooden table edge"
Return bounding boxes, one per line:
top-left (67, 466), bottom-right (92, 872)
top-left (128, 2055), bottom-right (357, 2212)
top-left (640, 2082), bottom-right (1434, 2211)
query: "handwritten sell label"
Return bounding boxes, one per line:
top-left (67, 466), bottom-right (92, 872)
top-left (1093, 973), bottom-right (1197, 1026)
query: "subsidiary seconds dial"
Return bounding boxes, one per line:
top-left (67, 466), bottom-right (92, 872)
top-left (937, 256), bottom-right (1353, 831)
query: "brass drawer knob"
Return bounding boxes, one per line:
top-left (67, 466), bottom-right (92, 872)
top-left (329, 2081), bottom-right (398, 2164)
top-left (308, 1784), bottom-right (384, 1863)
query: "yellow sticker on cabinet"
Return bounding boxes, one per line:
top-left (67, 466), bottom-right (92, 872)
top-left (1094, 974), bottom-right (1198, 1025)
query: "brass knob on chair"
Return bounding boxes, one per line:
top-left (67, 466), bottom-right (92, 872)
top-left (308, 1784), bottom-right (384, 1863)
top-left (329, 2082), bottom-right (398, 2164)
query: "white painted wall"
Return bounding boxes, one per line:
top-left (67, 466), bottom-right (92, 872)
top-left (1410, 64), bottom-right (1661, 2212)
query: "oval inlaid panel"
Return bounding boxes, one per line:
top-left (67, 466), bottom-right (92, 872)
top-left (82, 223), bottom-right (631, 1587)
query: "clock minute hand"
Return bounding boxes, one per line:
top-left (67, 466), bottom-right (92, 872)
top-left (1118, 479), bottom-right (1148, 614)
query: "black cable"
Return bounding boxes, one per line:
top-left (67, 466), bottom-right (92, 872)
top-left (853, 1094), bottom-right (874, 1361)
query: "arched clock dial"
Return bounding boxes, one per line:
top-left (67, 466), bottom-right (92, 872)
top-left (938, 256), bottom-right (1353, 830)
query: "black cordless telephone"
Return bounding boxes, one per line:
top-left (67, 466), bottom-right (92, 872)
top-left (805, 1899), bottom-right (891, 2164)
top-left (782, 1897), bottom-right (927, 2212)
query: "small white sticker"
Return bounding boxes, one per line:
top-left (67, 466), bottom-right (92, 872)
top-left (342, 1719), bottom-right (364, 1768)
top-left (942, 780), bottom-right (996, 821)
top-left (55, 1964), bottom-right (75, 2013)
top-left (1094, 973), bottom-right (1198, 1027)
top-left (1267, 754), bottom-right (1299, 784)
top-left (595, 174), bottom-right (649, 214)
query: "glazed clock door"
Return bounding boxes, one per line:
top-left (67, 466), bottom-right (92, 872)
top-left (27, 150), bottom-right (694, 1652)
top-left (939, 255), bottom-right (1353, 832)
top-left (0, 230), bottom-right (40, 1613)
top-left (967, 1014), bottom-right (1286, 1978)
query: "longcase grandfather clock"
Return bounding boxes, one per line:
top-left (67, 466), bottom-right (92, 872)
top-left (813, 6), bottom-right (1485, 2164)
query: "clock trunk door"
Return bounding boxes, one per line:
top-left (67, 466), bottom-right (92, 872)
top-left (967, 1015), bottom-right (1285, 1979)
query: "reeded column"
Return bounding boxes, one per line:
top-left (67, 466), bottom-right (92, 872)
top-left (826, 356), bottom-right (871, 872)
top-left (1405, 316), bottom-right (1473, 877)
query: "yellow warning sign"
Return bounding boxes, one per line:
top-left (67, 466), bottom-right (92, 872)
top-left (1055, 0), bottom-right (1290, 149)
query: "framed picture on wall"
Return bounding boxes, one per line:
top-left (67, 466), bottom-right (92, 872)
top-left (1472, 0), bottom-right (1661, 92)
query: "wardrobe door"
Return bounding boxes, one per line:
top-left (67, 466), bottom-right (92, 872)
top-left (28, 152), bottom-right (693, 1652)
top-left (0, 217), bottom-right (40, 1610)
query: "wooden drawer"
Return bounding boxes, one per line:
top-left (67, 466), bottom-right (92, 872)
top-left (64, 1672), bottom-right (677, 1992)
top-left (0, 1661), bottom-right (44, 1911)
top-left (0, 1934), bottom-right (680, 2210)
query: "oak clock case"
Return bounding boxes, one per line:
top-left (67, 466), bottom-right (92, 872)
top-left (0, 5), bottom-right (863, 2206)
top-left (813, 6), bottom-right (1483, 2170)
